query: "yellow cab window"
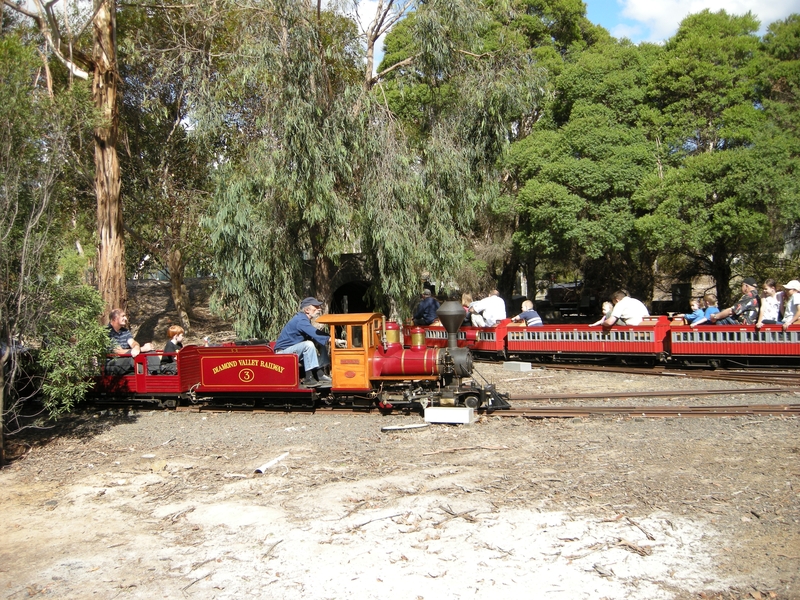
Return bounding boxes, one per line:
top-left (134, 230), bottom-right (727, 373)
top-left (351, 325), bottom-right (364, 348)
top-left (334, 325), bottom-right (347, 348)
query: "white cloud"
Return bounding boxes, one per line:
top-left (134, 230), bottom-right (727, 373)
top-left (610, 22), bottom-right (646, 40)
top-left (620, 0), bottom-right (800, 42)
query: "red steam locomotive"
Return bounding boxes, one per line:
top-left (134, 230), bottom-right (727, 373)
top-left (91, 302), bottom-right (511, 411)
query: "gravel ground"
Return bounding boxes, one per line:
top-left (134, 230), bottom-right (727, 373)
top-left (2, 365), bottom-right (799, 600)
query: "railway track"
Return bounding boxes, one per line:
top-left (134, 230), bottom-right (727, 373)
top-left (167, 386), bottom-right (800, 418)
top-left (173, 402), bottom-right (800, 418)
top-left (507, 386), bottom-right (796, 402)
top-left (534, 363), bottom-right (800, 386)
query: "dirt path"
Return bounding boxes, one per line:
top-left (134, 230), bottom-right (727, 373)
top-left (2, 368), bottom-right (799, 599)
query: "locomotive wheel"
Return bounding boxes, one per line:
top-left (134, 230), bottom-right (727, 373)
top-left (461, 395), bottom-right (481, 409)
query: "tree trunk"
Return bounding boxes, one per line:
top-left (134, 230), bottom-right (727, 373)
top-left (497, 254), bottom-right (519, 310)
top-left (93, 0), bottom-right (126, 314)
top-left (313, 251), bottom-right (335, 311)
top-left (167, 246), bottom-right (192, 330)
top-left (710, 245), bottom-right (732, 308)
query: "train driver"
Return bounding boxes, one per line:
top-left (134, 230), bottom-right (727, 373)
top-left (413, 289), bottom-right (440, 326)
top-left (274, 297), bottom-right (332, 388)
top-left (603, 291), bottom-right (649, 327)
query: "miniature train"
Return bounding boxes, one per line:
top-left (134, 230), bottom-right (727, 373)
top-left (405, 316), bottom-right (800, 368)
top-left (91, 302), bottom-right (511, 411)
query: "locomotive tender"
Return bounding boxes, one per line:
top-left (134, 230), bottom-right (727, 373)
top-left (91, 301), bottom-right (511, 411)
top-left (408, 316), bottom-right (800, 367)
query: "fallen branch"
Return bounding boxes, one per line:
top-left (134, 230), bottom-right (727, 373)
top-left (626, 517), bottom-right (655, 540)
top-left (434, 505), bottom-right (477, 526)
top-left (616, 538), bottom-right (653, 556)
top-left (181, 572), bottom-right (210, 593)
top-left (349, 512), bottom-right (404, 531)
top-left (262, 539), bottom-right (282, 560)
top-left (164, 506), bottom-right (195, 523)
top-left (422, 445), bottom-right (509, 456)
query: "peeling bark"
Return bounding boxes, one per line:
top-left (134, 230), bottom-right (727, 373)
top-left (167, 246), bottom-right (192, 330)
top-left (92, 0), bottom-right (125, 312)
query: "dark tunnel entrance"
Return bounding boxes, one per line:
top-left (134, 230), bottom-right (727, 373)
top-left (331, 281), bottom-right (372, 314)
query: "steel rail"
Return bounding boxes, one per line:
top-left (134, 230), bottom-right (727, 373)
top-left (533, 363), bottom-right (800, 386)
top-left (498, 404), bottom-right (800, 418)
top-left (508, 386), bottom-right (793, 402)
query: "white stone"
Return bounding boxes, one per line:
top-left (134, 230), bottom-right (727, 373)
top-left (503, 361), bottom-right (531, 371)
top-left (424, 406), bottom-right (475, 424)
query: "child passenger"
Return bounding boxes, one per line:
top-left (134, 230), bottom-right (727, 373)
top-left (689, 294), bottom-right (719, 328)
top-left (511, 300), bottom-right (543, 326)
top-left (677, 298), bottom-right (705, 324)
top-left (755, 278), bottom-right (784, 328)
top-left (589, 302), bottom-right (613, 327)
top-left (160, 325), bottom-right (184, 374)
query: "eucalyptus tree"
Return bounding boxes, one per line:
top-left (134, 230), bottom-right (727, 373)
top-left (378, 0), bottom-right (607, 298)
top-left (4, 0), bottom-right (128, 312)
top-left (116, 3), bottom-right (216, 330)
top-left (200, 0), bottom-right (549, 336)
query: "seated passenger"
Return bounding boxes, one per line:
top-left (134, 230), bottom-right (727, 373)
top-left (756, 278), bottom-right (784, 329)
top-left (105, 308), bottom-right (153, 375)
top-left (160, 325), bottom-right (184, 375)
top-left (461, 292), bottom-right (473, 326)
top-left (676, 299), bottom-right (705, 324)
top-left (469, 289), bottom-right (507, 327)
top-left (413, 289), bottom-right (440, 326)
top-left (782, 280), bottom-right (800, 331)
top-left (603, 291), bottom-right (649, 327)
top-left (589, 301), bottom-right (613, 327)
top-left (511, 300), bottom-right (543, 326)
top-left (710, 277), bottom-right (760, 325)
top-left (689, 293), bottom-right (719, 328)
top-left (274, 297), bottom-right (331, 388)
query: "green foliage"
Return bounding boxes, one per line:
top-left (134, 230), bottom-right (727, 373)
top-left (504, 38), bottom-right (660, 296)
top-left (647, 10), bottom-right (761, 157)
top-left (504, 10), bottom-right (800, 303)
top-left (37, 254), bottom-right (108, 417)
top-left (116, 3), bottom-right (215, 280)
top-left (197, 0), bottom-right (550, 333)
top-left (0, 34), bottom-right (98, 424)
top-left (637, 11), bottom-right (798, 303)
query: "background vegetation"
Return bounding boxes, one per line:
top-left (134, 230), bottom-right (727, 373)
top-left (1, 1), bottom-right (798, 441)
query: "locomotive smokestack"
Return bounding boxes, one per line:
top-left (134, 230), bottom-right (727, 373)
top-left (437, 301), bottom-right (465, 350)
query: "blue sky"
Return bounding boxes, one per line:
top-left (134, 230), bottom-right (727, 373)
top-left (585, 0), bottom-right (800, 43)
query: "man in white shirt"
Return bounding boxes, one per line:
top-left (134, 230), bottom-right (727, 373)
top-left (604, 290), bottom-right (650, 327)
top-left (469, 289), bottom-right (507, 327)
